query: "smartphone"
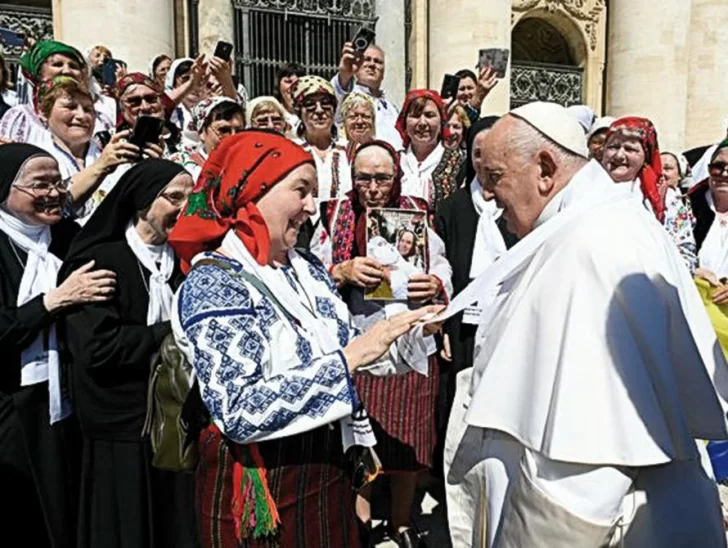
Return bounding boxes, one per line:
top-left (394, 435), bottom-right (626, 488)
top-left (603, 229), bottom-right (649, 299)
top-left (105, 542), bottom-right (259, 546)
top-left (0, 27), bottom-right (25, 48)
top-left (213, 41), bottom-right (234, 62)
top-left (102, 58), bottom-right (117, 87)
top-left (440, 74), bottom-right (460, 101)
top-left (477, 48), bottom-right (510, 78)
top-left (352, 26), bottom-right (376, 55)
top-left (129, 116), bottom-right (165, 150)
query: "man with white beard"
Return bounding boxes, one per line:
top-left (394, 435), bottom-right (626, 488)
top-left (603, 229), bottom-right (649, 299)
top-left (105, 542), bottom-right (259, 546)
top-left (443, 101), bottom-right (728, 547)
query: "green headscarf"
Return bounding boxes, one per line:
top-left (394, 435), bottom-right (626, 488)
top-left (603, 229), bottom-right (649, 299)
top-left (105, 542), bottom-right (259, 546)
top-left (19, 40), bottom-right (85, 82)
top-left (711, 138), bottom-right (728, 162)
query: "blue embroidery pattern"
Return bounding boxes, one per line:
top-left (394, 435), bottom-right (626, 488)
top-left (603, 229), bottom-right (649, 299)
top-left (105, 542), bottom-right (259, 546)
top-left (177, 255), bottom-right (356, 443)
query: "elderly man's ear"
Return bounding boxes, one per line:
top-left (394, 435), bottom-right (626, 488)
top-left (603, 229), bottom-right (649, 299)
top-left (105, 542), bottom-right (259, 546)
top-left (536, 149), bottom-right (558, 195)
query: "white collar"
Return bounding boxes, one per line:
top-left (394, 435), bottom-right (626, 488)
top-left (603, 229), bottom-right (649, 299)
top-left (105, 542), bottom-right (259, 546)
top-left (534, 159), bottom-right (614, 229)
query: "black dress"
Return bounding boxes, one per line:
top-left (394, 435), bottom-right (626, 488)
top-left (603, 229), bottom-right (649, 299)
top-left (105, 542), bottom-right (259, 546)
top-left (434, 187), bottom-right (517, 418)
top-left (63, 240), bottom-right (198, 548)
top-left (0, 219), bottom-right (80, 548)
top-left (688, 180), bottom-right (713, 252)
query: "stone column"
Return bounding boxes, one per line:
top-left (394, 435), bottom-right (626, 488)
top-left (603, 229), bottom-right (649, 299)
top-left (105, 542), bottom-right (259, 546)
top-left (56, 0), bottom-right (176, 74)
top-left (684, 0), bottom-right (728, 149)
top-left (197, 0), bottom-right (235, 60)
top-left (408, 0), bottom-right (429, 91)
top-left (605, 0), bottom-right (692, 151)
top-left (428, 0), bottom-right (511, 114)
top-left (375, 0), bottom-right (406, 106)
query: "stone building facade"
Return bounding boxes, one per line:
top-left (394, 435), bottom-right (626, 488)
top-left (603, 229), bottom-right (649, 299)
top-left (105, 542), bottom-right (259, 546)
top-left (2, 0), bottom-right (727, 150)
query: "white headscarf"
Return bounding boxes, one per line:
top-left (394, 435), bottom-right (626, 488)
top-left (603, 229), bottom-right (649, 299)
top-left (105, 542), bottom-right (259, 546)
top-left (469, 177), bottom-right (506, 278)
top-left (124, 221), bottom-right (175, 325)
top-left (0, 207), bottom-right (68, 423)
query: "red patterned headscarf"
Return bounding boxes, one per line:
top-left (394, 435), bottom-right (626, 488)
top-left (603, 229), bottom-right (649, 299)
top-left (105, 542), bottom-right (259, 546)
top-left (169, 130), bottom-right (314, 273)
top-left (395, 89), bottom-right (451, 149)
top-left (116, 72), bottom-right (161, 97)
top-left (606, 116), bottom-right (665, 222)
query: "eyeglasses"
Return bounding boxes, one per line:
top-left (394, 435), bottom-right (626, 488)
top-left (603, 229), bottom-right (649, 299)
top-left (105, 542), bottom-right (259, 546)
top-left (160, 190), bottom-right (189, 206)
top-left (123, 94), bottom-right (161, 109)
top-left (709, 161), bottom-right (728, 177)
top-left (13, 180), bottom-right (66, 195)
top-left (345, 112), bottom-right (373, 123)
top-left (354, 173), bottom-right (395, 187)
top-left (301, 97), bottom-right (335, 112)
top-left (253, 115), bottom-right (286, 129)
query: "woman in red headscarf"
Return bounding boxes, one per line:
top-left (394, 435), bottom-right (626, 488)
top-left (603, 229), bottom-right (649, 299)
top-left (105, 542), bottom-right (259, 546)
top-left (314, 140), bottom-right (453, 545)
top-left (397, 89), bottom-right (465, 214)
top-left (169, 130), bottom-right (440, 548)
top-left (602, 116), bottom-right (697, 273)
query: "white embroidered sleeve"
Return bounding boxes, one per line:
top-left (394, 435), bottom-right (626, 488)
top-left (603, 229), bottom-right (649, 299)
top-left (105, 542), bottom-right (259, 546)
top-left (176, 264), bottom-right (357, 444)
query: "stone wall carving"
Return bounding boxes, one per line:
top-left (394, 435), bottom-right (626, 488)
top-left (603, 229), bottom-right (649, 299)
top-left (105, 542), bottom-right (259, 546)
top-left (512, 0), bottom-right (605, 51)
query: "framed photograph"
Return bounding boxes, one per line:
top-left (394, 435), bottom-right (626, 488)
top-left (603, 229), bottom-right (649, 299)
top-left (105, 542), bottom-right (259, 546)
top-left (477, 48), bottom-right (510, 78)
top-left (365, 208), bottom-right (428, 301)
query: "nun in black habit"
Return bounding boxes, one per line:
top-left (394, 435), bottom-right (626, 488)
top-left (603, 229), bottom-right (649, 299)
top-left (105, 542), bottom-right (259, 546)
top-left (434, 117), bottom-right (518, 440)
top-left (59, 159), bottom-right (199, 548)
top-left (0, 143), bottom-right (116, 547)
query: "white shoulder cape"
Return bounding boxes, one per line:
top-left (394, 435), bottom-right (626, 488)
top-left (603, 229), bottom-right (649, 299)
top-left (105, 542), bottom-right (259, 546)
top-left (467, 160), bottom-right (728, 467)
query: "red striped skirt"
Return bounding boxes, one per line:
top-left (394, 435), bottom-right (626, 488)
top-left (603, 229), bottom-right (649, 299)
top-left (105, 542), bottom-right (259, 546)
top-left (196, 424), bottom-right (361, 548)
top-left (354, 356), bottom-right (439, 472)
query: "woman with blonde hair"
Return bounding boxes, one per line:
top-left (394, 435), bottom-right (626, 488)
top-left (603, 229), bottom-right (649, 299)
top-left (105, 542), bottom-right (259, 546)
top-left (341, 91), bottom-right (376, 159)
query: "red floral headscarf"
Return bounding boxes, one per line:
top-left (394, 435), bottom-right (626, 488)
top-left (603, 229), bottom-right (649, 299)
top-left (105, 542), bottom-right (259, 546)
top-left (395, 89), bottom-right (451, 149)
top-left (606, 116), bottom-right (665, 222)
top-left (116, 72), bottom-right (161, 97)
top-left (169, 130), bottom-right (314, 273)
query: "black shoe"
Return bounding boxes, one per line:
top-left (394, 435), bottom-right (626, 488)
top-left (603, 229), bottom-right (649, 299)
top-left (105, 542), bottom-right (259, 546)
top-left (392, 527), bottom-right (426, 548)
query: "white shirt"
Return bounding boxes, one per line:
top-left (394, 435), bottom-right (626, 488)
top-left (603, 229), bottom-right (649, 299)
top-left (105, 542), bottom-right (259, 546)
top-left (400, 143), bottom-right (445, 202)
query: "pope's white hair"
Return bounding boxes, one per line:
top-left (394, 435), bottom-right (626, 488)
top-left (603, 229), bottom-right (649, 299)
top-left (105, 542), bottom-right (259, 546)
top-left (507, 116), bottom-right (587, 171)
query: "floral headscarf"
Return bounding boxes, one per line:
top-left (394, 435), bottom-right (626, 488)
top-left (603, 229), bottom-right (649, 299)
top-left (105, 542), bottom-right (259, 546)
top-left (116, 72), bottom-right (161, 98)
top-left (395, 89), bottom-right (451, 149)
top-left (33, 75), bottom-right (88, 114)
top-left (19, 40), bottom-right (85, 83)
top-left (192, 96), bottom-right (240, 133)
top-left (169, 130), bottom-right (314, 272)
top-left (290, 75), bottom-right (336, 110)
top-left (606, 116), bottom-right (665, 222)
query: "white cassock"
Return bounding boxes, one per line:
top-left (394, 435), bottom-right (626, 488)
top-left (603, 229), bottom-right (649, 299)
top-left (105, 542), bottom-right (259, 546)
top-left (444, 159), bottom-right (728, 547)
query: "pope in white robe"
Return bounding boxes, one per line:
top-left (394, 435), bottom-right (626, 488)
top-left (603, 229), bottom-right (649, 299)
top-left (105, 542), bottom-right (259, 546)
top-left (443, 102), bottom-right (728, 547)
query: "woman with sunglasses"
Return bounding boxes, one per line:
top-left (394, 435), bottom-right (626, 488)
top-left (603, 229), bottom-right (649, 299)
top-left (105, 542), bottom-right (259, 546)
top-left (59, 160), bottom-right (196, 548)
top-left (169, 96), bottom-right (244, 180)
top-left (292, 75), bottom-right (352, 203)
top-left (689, 139), bottom-right (728, 302)
top-left (601, 117), bottom-right (697, 274)
top-left (0, 144), bottom-right (117, 546)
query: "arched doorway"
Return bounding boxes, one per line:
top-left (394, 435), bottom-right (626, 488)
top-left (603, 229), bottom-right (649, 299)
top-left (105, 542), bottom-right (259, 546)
top-left (510, 16), bottom-right (585, 108)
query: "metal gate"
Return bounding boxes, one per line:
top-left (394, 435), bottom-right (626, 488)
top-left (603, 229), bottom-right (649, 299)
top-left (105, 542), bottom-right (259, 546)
top-left (510, 61), bottom-right (584, 109)
top-left (232, 0), bottom-right (376, 98)
top-left (0, 4), bottom-right (54, 86)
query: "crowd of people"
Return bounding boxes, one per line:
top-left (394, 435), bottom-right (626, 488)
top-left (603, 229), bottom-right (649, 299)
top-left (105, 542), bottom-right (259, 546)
top-left (2, 31), bottom-right (728, 548)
